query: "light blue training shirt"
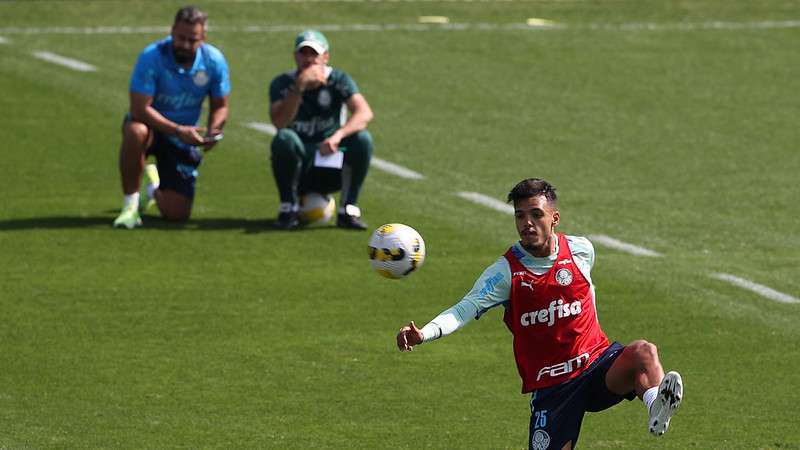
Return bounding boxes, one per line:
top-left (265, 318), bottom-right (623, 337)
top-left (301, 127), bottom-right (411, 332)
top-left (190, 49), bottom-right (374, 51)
top-left (129, 36), bottom-right (230, 148)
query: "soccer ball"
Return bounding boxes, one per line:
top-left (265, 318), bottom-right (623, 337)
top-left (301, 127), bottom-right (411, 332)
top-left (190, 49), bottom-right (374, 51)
top-left (368, 223), bottom-right (426, 279)
top-left (299, 192), bottom-right (335, 225)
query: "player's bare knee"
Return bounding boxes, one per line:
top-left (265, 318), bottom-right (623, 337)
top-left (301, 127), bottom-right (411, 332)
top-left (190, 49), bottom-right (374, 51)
top-left (629, 340), bottom-right (659, 367)
top-left (123, 120), bottom-right (150, 143)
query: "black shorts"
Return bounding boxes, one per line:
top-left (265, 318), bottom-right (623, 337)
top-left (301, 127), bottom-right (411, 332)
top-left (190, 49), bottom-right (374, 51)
top-left (123, 115), bottom-right (203, 199)
top-left (528, 342), bottom-right (636, 450)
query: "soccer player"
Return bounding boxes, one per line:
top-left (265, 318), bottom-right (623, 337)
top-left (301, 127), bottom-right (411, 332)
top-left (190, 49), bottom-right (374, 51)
top-left (396, 178), bottom-right (683, 450)
top-left (113, 6), bottom-right (230, 229)
top-left (268, 30), bottom-right (374, 230)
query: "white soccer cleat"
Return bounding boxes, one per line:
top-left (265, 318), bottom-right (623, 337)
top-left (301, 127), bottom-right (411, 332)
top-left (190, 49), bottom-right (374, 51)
top-left (649, 371), bottom-right (683, 436)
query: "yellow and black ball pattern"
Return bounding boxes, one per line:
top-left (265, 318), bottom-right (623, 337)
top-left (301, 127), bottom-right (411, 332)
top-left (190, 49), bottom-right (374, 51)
top-left (298, 192), bottom-right (335, 225)
top-left (367, 223), bottom-right (426, 279)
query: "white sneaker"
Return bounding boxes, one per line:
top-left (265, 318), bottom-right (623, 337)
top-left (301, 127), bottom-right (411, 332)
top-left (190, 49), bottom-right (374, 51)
top-left (112, 205), bottom-right (142, 229)
top-left (649, 371), bottom-right (683, 436)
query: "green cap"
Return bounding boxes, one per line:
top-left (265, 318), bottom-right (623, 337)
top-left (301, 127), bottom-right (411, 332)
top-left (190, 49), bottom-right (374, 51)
top-left (294, 29), bottom-right (330, 54)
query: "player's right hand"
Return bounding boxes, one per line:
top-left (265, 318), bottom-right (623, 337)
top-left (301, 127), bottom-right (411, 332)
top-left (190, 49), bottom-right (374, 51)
top-left (176, 125), bottom-right (205, 146)
top-left (396, 321), bottom-right (423, 352)
top-left (296, 64), bottom-right (327, 91)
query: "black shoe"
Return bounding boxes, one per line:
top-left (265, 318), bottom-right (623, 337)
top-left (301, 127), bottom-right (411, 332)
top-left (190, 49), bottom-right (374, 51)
top-left (337, 212), bottom-right (368, 230)
top-left (273, 211), bottom-right (300, 230)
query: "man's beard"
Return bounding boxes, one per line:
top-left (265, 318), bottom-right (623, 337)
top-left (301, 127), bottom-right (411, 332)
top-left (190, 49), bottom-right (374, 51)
top-left (173, 48), bottom-right (194, 65)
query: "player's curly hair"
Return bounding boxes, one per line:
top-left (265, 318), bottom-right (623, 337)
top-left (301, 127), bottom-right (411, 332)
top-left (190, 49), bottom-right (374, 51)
top-left (174, 6), bottom-right (208, 28)
top-left (507, 178), bottom-right (557, 206)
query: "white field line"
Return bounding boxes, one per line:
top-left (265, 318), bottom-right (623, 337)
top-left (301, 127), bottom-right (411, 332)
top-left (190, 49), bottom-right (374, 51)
top-left (227, 0), bottom-right (516, 3)
top-left (244, 121), bottom-right (791, 305)
top-left (244, 121), bottom-right (424, 180)
top-left (711, 273), bottom-right (799, 304)
top-left (450, 195), bottom-right (666, 258)
top-left (32, 51), bottom-right (97, 72)
top-left (587, 234), bottom-right (662, 257)
top-left (1, 26), bottom-right (170, 35)
top-left (245, 121), bottom-right (277, 135)
top-left (369, 158), bottom-right (424, 180)
top-left (0, 36), bottom-right (8, 44)
top-left (456, 191), bottom-right (514, 215)
top-left (584, 20), bottom-right (800, 31)
top-left (454, 194), bottom-right (664, 258)
top-left (3, 20), bottom-right (800, 35)
top-left (418, 16), bottom-right (449, 24)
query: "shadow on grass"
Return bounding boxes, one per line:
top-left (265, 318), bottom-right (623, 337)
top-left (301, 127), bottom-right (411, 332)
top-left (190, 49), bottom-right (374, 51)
top-left (0, 215), bottom-right (341, 233)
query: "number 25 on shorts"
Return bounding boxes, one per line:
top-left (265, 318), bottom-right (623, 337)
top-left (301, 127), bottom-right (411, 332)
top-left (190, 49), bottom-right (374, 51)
top-left (534, 410), bottom-right (548, 429)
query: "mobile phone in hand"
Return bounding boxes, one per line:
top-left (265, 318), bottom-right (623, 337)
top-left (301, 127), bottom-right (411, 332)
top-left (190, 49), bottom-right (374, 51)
top-left (203, 133), bottom-right (224, 144)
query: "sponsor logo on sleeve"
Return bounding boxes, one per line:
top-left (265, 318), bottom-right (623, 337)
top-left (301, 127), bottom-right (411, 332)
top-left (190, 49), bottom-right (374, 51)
top-left (478, 272), bottom-right (504, 297)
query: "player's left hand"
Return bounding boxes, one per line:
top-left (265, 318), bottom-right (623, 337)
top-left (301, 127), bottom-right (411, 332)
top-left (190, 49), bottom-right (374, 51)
top-left (320, 132), bottom-right (343, 155)
top-left (203, 128), bottom-right (224, 152)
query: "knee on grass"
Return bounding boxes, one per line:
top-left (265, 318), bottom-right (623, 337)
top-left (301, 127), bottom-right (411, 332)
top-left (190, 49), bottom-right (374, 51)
top-left (155, 190), bottom-right (192, 222)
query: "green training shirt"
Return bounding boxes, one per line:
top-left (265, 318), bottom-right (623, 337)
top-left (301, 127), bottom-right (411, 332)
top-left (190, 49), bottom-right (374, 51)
top-left (269, 66), bottom-right (359, 143)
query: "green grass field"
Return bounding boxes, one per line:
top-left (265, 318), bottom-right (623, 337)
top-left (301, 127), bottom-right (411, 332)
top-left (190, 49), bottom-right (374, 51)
top-left (1, 1), bottom-right (799, 448)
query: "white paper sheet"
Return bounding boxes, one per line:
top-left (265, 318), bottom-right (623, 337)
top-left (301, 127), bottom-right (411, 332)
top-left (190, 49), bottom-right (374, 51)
top-left (314, 150), bottom-right (344, 169)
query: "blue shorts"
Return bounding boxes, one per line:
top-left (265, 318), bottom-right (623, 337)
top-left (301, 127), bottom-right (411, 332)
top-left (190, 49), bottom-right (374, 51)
top-left (123, 115), bottom-right (203, 199)
top-left (528, 342), bottom-right (636, 450)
